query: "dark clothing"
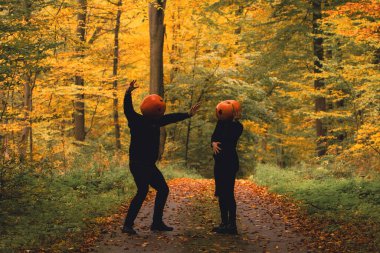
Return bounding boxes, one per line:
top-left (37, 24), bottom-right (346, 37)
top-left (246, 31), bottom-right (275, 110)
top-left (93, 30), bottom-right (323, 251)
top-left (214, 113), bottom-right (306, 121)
top-left (123, 90), bottom-right (190, 227)
top-left (123, 91), bottom-right (190, 163)
top-left (211, 120), bottom-right (243, 197)
top-left (124, 161), bottom-right (169, 227)
top-left (211, 120), bottom-right (243, 226)
top-left (218, 172), bottom-right (237, 225)
top-left (212, 120), bottom-right (243, 172)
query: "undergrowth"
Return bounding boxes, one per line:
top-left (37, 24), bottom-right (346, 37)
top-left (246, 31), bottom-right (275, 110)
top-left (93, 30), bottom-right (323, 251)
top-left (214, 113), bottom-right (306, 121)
top-left (0, 156), bottom-right (201, 252)
top-left (251, 163), bottom-right (380, 250)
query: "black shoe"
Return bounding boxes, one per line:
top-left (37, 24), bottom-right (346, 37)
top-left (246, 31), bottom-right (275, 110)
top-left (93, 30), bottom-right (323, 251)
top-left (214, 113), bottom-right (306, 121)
top-left (150, 222), bottom-right (174, 231)
top-left (211, 223), bottom-right (227, 234)
top-left (226, 224), bottom-right (238, 235)
top-left (121, 226), bottom-right (137, 235)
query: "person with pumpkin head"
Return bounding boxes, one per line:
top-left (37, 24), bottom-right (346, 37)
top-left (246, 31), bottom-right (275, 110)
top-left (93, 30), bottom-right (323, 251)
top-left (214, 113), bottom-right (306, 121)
top-left (211, 100), bottom-right (243, 234)
top-left (122, 80), bottom-right (200, 235)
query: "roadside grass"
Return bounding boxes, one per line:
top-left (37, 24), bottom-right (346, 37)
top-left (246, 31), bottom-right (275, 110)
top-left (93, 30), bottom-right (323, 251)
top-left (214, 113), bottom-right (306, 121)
top-left (250, 164), bottom-right (380, 249)
top-left (160, 160), bottom-right (203, 180)
top-left (0, 158), bottom-right (201, 252)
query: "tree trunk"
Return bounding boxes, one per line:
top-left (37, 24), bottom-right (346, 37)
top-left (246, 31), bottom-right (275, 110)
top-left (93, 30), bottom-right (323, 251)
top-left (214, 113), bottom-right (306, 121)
top-left (234, 4), bottom-right (244, 35)
top-left (74, 0), bottom-right (87, 142)
top-left (275, 124), bottom-right (286, 168)
top-left (112, 0), bottom-right (122, 150)
top-left (167, 7), bottom-right (182, 145)
top-left (169, 6), bottom-right (181, 83)
top-left (149, 0), bottom-right (167, 160)
top-left (184, 88), bottom-right (194, 165)
top-left (184, 36), bottom-right (200, 166)
top-left (19, 1), bottom-right (33, 162)
top-left (261, 132), bottom-right (268, 163)
top-left (19, 75), bottom-right (33, 162)
top-left (373, 48), bottom-right (380, 64)
top-left (313, 0), bottom-right (327, 157)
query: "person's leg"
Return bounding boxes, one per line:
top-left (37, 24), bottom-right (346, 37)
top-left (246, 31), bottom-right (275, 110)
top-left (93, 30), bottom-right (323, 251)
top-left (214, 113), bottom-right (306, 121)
top-left (218, 193), bottom-right (229, 225)
top-left (228, 172), bottom-right (237, 224)
top-left (123, 163), bottom-right (150, 230)
top-left (212, 193), bottom-right (229, 233)
top-left (149, 165), bottom-right (172, 230)
top-left (226, 190), bottom-right (236, 226)
top-left (214, 168), bottom-right (227, 224)
top-left (226, 172), bottom-right (237, 234)
top-left (212, 175), bottom-right (229, 233)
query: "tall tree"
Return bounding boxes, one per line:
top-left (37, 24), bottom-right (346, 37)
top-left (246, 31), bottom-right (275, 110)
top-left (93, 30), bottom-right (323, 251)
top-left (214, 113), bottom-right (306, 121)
top-left (112, 0), bottom-right (122, 150)
top-left (20, 72), bottom-right (34, 162)
top-left (184, 33), bottom-right (200, 165)
top-left (19, 0), bottom-right (33, 162)
top-left (1, 0), bottom-right (56, 162)
top-left (312, 0), bottom-right (327, 156)
top-left (74, 0), bottom-right (87, 141)
top-left (149, 0), bottom-right (167, 159)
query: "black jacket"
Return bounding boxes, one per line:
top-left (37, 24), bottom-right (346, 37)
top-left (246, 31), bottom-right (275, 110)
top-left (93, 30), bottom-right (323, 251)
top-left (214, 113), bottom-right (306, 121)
top-left (124, 90), bottom-right (190, 163)
top-left (211, 120), bottom-right (243, 172)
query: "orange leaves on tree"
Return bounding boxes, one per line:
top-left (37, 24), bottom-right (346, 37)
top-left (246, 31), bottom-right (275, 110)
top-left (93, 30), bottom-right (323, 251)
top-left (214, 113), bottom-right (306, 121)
top-left (325, 0), bottom-right (380, 43)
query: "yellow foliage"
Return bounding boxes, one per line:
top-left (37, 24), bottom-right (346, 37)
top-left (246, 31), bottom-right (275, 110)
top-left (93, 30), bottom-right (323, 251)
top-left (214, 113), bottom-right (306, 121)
top-left (242, 120), bottom-right (267, 136)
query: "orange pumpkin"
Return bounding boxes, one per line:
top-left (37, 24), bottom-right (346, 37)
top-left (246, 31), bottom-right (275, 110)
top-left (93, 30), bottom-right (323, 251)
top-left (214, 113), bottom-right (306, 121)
top-left (225, 100), bottom-right (242, 119)
top-left (215, 100), bottom-right (234, 120)
top-left (140, 94), bottom-right (166, 118)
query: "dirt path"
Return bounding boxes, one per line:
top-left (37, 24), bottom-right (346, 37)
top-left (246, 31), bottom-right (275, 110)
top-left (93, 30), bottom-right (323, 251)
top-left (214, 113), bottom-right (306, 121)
top-left (90, 179), bottom-right (312, 253)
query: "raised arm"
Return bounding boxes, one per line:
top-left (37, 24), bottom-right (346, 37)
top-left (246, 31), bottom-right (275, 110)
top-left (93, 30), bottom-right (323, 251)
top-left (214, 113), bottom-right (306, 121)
top-left (157, 113), bottom-right (190, 126)
top-left (158, 102), bottom-right (200, 127)
top-left (123, 80), bottom-right (139, 121)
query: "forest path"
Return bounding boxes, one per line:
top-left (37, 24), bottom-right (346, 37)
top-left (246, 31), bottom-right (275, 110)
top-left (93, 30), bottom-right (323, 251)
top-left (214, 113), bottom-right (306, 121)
top-left (89, 178), bottom-right (317, 253)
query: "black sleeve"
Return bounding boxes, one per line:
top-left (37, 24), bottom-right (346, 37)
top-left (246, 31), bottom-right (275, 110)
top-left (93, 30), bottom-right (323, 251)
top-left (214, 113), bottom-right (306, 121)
top-left (123, 90), bottom-right (139, 121)
top-left (211, 121), bottom-right (223, 145)
top-left (158, 113), bottom-right (190, 127)
top-left (234, 121), bottom-right (243, 140)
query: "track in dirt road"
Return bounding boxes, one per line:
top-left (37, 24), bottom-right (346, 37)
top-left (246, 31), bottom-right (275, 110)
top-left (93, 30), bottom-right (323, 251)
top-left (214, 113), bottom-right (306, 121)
top-left (89, 178), bottom-right (318, 253)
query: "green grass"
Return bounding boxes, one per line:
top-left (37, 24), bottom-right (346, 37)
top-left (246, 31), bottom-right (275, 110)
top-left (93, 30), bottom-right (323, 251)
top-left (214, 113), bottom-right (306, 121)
top-left (251, 164), bottom-right (380, 221)
top-left (250, 164), bottom-right (380, 250)
top-left (160, 161), bottom-right (203, 180)
top-left (0, 159), bottom-right (201, 252)
top-left (0, 165), bottom-right (133, 252)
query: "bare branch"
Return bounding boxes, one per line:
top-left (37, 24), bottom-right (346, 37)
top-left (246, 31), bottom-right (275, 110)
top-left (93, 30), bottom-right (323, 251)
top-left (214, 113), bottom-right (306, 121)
top-left (85, 95), bottom-right (101, 137)
top-left (88, 26), bottom-right (102, 44)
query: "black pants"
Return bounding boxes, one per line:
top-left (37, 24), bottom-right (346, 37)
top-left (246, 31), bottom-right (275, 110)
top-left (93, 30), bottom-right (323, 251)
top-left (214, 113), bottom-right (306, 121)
top-left (215, 169), bottom-right (237, 226)
top-left (123, 161), bottom-right (169, 227)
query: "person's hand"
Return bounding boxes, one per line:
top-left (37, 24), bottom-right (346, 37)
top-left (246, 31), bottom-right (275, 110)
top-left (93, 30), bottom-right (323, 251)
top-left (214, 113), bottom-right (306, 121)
top-left (212, 142), bottom-right (221, 155)
top-left (127, 80), bottom-right (138, 93)
top-left (188, 102), bottom-right (201, 117)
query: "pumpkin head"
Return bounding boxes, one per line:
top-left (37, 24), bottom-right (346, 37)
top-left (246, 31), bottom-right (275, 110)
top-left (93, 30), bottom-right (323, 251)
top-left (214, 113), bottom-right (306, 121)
top-left (225, 100), bottom-right (242, 119)
top-left (215, 100), bottom-right (234, 120)
top-left (140, 94), bottom-right (166, 119)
